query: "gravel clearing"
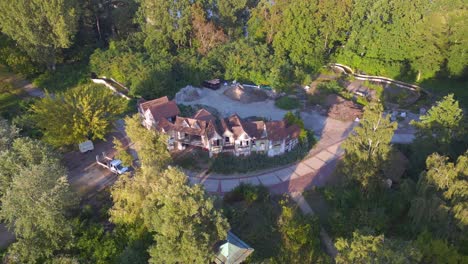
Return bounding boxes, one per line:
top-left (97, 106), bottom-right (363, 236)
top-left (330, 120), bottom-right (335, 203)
top-left (176, 85), bottom-right (342, 135)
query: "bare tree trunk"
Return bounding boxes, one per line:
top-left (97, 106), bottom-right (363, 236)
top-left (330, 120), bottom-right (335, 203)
top-left (96, 14), bottom-right (102, 40)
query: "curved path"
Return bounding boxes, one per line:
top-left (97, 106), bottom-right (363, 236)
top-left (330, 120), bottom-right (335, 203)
top-left (330, 63), bottom-right (431, 95)
top-left (185, 120), bottom-right (358, 195)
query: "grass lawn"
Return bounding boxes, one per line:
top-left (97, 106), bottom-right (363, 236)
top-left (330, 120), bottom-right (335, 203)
top-left (275, 96), bottom-right (300, 110)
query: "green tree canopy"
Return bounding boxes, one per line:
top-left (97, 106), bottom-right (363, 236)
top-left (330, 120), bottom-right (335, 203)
top-left (409, 152), bottom-right (468, 238)
top-left (0, 138), bottom-right (75, 263)
top-left (0, 0), bottom-right (79, 65)
top-left (144, 167), bottom-right (229, 263)
top-left (274, 202), bottom-right (325, 263)
top-left (31, 83), bottom-right (127, 147)
top-left (0, 118), bottom-right (19, 150)
top-left (409, 94), bottom-right (465, 171)
top-left (111, 166), bottom-right (229, 263)
top-left (335, 230), bottom-right (422, 263)
top-left (341, 103), bottom-right (397, 191)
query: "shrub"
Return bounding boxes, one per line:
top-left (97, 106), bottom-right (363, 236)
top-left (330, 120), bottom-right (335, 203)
top-left (317, 80), bottom-right (344, 94)
top-left (33, 63), bottom-right (89, 92)
top-left (224, 184), bottom-right (269, 204)
top-left (275, 96), bottom-right (300, 110)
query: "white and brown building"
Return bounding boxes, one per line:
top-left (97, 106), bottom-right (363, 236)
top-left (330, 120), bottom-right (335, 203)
top-left (138, 97), bottom-right (301, 157)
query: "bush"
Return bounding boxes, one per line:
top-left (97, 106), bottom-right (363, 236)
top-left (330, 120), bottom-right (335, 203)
top-left (275, 96), bottom-right (300, 110)
top-left (317, 80), bottom-right (344, 94)
top-left (224, 184), bottom-right (269, 204)
top-left (33, 63), bottom-right (89, 92)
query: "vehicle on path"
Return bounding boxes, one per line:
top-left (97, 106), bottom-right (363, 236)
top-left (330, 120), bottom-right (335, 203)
top-left (96, 153), bottom-right (129, 175)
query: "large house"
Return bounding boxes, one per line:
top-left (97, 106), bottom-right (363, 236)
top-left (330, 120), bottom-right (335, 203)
top-left (138, 96), bottom-right (301, 157)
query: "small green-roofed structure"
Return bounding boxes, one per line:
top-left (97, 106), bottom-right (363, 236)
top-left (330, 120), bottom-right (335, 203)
top-left (214, 231), bottom-right (254, 264)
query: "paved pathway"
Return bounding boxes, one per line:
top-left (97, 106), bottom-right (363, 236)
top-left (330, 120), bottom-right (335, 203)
top-left (186, 118), bottom-right (357, 195)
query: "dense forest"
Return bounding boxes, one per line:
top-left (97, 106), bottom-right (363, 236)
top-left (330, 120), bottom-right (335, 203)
top-left (0, 0), bottom-right (467, 99)
top-left (0, 0), bottom-right (467, 263)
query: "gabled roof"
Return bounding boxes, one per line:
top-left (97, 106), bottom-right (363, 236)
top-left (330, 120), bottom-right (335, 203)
top-left (206, 120), bottom-right (222, 139)
top-left (243, 121), bottom-right (266, 139)
top-left (139, 96), bottom-right (180, 121)
top-left (174, 116), bottom-right (207, 136)
top-left (193, 108), bottom-right (216, 122)
top-left (226, 114), bottom-right (249, 139)
top-left (265, 121), bottom-right (301, 141)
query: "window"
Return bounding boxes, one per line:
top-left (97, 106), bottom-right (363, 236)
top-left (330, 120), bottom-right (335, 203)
top-left (225, 137), bottom-right (230, 143)
top-left (245, 141), bottom-right (249, 146)
top-left (213, 139), bottom-right (220, 146)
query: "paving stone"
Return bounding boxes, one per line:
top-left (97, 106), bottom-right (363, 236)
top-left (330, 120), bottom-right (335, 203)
top-left (257, 174), bottom-right (281, 186)
top-left (326, 143), bottom-right (342, 154)
top-left (221, 179), bottom-right (240, 192)
top-left (303, 157), bottom-right (326, 170)
top-left (239, 177), bottom-right (261, 185)
top-left (316, 150), bottom-right (338, 163)
top-left (291, 163), bottom-right (314, 178)
top-left (336, 146), bottom-right (345, 156)
top-left (201, 179), bottom-right (219, 193)
top-left (274, 167), bottom-right (297, 182)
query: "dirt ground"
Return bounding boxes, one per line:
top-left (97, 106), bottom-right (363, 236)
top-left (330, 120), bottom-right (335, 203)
top-left (223, 84), bottom-right (268, 103)
top-left (326, 95), bottom-right (363, 121)
top-left (63, 130), bottom-right (128, 198)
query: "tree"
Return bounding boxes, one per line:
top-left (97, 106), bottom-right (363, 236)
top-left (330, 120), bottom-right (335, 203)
top-left (335, 230), bottom-right (422, 263)
top-left (138, 0), bottom-right (193, 53)
top-left (0, 0), bottom-right (79, 66)
top-left (113, 137), bottom-right (133, 167)
top-left (341, 103), bottom-right (397, 191)
top-left (144, 167), bottom-right (229, 263)
top-left (221, 39), bottom-right (271, 85)
top-left (0, 138), bottom-right (75, 263)
top-left (111, 167), bottom-right (229, 263)
top-left (191, 3), bottom-right (228, 55)
top-left (215, 0), bottom-right (252, 37)
top-left (0, 137), bottom-right (59, 198)
top-left (411, 94), bottom-right (464, 162)
top-left (274, 202), bottom-right (325, 263)
top-left (415, 231), bottom-right (466, 264)
top-left (123, 114), bottom-right (171, 169)
top-left (271, 0), bottom-right (324, 71)
top-left (409, 152), bottom-right (468, 238)
top-left (31, 84), bottom-right (127, 147)
top-left (0, 118), bottom-right (19, 150)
